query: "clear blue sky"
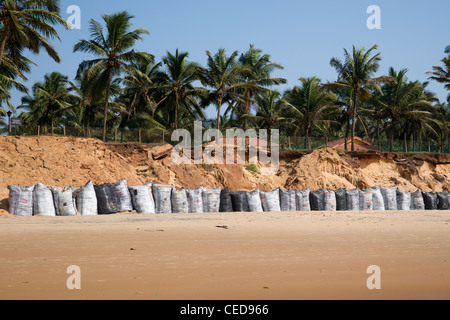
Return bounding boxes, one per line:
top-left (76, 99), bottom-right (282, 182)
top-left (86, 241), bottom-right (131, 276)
top-left (6, 0), bottom-right (450, 119)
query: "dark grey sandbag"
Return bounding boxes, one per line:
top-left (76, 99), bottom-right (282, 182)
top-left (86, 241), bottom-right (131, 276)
top-left (231, 191), bottom-right (249, 212)
top-left (50, 186), bottom-right (77, 216)
top-left (128, 182), bottom-right (155, 214)
top-left (113, 179), bottom-right (133, 212)
top-left (346, 188), bottom-right (360, 211)
top-left (359, 189), bottom-right (373, 211)
top-left (410, 190), bottom-right (425, 210)
top-left (324, 190), bottom-right (337, 211)
top-left (422, 191), bottom-right (437, 210)
top-left (296, 189), bottom-right (311, 211)
top-left (33, 182), bottom-right (56, 217)
top-left (153, 184), bottom-right (174, 214)
top-left (202, 187), bottom-right (222, 213)
top-left (8, 184), bottom-right (35, 216)
top-left (279, 189), bottom-right (296, 211)
top-left (381, 186), bottom-right (398, 210)
top-left (95, 183), bottom-right (120, 215)
top-left (247, 190), bottom-right (263, 212)
top-left (172, 188), bottom-right (189, 213)
top-left (369, 186), bottom-right (385, 211)
top-left (396, 190), bottom-right (411, 211)
top-left (186, 187), bottom-right (204, 213)
top-left (437, 192), bottom-right (450, 210)
top-left (260, 189), bottom-right (281, 212)
top-left (219, 187), bottom-right (233, 213)
top-left (335, 188), bottom-right (347, 211)
top-left (310, 189), bottom-right (325, 211)
top-left (74, 180), bottom-right (98, 216)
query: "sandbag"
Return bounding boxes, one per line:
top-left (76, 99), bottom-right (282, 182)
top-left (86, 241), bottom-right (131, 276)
top-left (410, 190), bottom-right (425, 210)
top-left (186, 187), bottom-right (204, 213)
top-left (50, 186), bottom-right (77, 216)
top-left (260, 189), bottom-right (281, 212)
top-left (346, 188), bottom-right (360, 211)
top-left (128, 182), bottom-right (155, 214)
top-left (368, 186), bottom-right (385, 211)
top-left (172, 188), bottom-right (189, 214)
top-left (422, 191), bottom-right (437, 210)
top-left (335, 188), bottom-right (347, 211)
top-left (324, 190), bottom-right (337, 211)
top-left (437, 192), bottom-right (450, 210)
top-left (8, 185), bottom-right (35, 216)
top-left (247, 190), bottom-right (263, 212)
top-left (396, 190), bottom-right (411, 211)
top-left (33, 182), bottom-right (56, 216)
top-left (359, 189), bottom-right (373, 211)
top-left (381, 186), bottom-right (397, 210)
top-left (95, 183), bottom-right (120, 214)
top-left (296, 189), bottom-right (311, 211)
top-left (310, 189), bottom-right (325, 211)
top-left (280, 189), bottom-right (297, 211)
top-left (74, 181), bottom-right (98, 216)
top-left (153, 184), bottom-right (174, 214)
top-left (219, 187), bottom-right (233, 213)
top-left (231, 191), bottom-right (249, 212)
top-left (113, 179), bottom-right (133, 212)
top-left (202, 187), bottom-right (221, 213)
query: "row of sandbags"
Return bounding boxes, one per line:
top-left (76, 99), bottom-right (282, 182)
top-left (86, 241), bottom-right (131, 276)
top-left (7, 181), bottom-right (450, 216)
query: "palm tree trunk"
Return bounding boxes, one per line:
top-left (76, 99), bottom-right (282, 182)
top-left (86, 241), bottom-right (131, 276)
top-left (344, 117), bottom-right (350, 151)
top-left (351, 93), bottom-right (358, 152)
top-left (403, 132), bottom-right (407, 152)
top-left (174, 92), bottom-right (179, 130)
top-left (103, 69), bottom-right (112, 142)
top-left (0, 29), bottom-right (9, 65)
top-left (217, 96), bottom-right (223, 131)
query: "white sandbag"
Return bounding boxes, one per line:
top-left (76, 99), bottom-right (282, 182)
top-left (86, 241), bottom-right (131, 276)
top-left (202, 187), bottom-right (222, 213)
top-left (186, 187), bottom-right (203, 213)
top-left (33, 182), bottom-right (56, 216)
top-left (396, 190), bottom-right (411, 211)
top-left (113, 179), bottom-right (133, 212)
top-left (247, 190), bottom-right (263, 212)
top-left (172, 188), bottom-right (189, 214)
top-left (296, 189), bottom-right (311, 211)
top-left (128, 182), bottom-right (155, 214)
top-left (411, 190), bottom-right (425, 210)
top-left (280, 189), bottom-right (297, 211)
top-left (74, 181), bottom-right (98, 216)
top-left (153, 184), bottom-right (174, 214)
top-left (260, 189), bottom-right (281, 212)
top-left (8, 184), bottom-right (35, 216)
top-left (359, 189), bottom-right (373, 211)
top-left (346, 188), bottom-right (360, 211)
top-left (324, 190), bottom-right (337, 211)
top-left (50, 186), bottom-right (77, 216)
top-left (369, 186), bottom-right (385, 211)
top-left (381, 186), bottom-right (397, 210)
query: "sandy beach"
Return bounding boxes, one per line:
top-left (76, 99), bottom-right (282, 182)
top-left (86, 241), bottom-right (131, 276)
top-left (1, 211), bottom-right (449, 300)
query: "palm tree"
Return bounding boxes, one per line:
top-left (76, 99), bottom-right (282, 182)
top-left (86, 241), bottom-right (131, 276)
top-left (428, 56), bottom-right (450, 102)
top-left (157, 49), bottom-right (204, 130)
top-left (376, 68), bottom-right (436, 152)
top-left (238, 44), bottom-right (287, 129)
top-left (244, 90), bottom-right (287, 131)
top-left (326, 45), bottom-right (389, 151)
top-left (282, 77), bottom-right (338, 150)
top-left (198, 48), bottom-right (250, 131)
top-left (18, 72), bottom-right (79, 135)
top-left (0, 0), bottom-right (68, 65)
top-left (73, 11), bottom-right (153, 141)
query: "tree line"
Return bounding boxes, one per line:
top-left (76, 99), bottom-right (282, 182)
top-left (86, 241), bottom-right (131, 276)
top-left (1, 1), bottom-right (450, 152)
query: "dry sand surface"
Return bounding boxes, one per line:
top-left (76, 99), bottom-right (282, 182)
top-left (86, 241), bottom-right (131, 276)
top-left (1, 211), bottom-right (449, 300)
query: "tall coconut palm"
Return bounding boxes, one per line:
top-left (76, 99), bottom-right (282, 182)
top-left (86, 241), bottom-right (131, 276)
top-left (18, 72), bottom-right (79, 135)
top-left (428, 56), bottom-right (450, 102)
top-left (198, 48), bottom-right (250, 131)
top-left (282, 77), bottom-right (339, 150)
top-left (73, 11), bottom-right (153, 141)
top-left (157, 49), bottom-right (204, 130)
top-left (244, 90), bottom-right (287, 131)
top-left (238, 44), bottom-right (287, 129)
top-left (326, 45), bottom-right (389, 151)
top-left (0, 0), bottom-right (68, 65)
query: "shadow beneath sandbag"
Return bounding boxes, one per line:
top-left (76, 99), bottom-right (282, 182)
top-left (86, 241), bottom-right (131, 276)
top-left (0, 198), bottom-right (9, 211)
